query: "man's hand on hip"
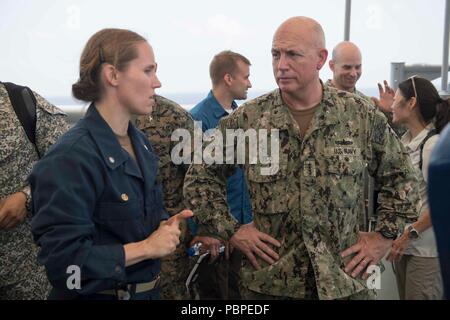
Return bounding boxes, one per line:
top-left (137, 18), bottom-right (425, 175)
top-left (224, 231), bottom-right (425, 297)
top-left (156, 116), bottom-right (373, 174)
top-left (341, 231), bottom-right (392, 279)
top-left (230, 222), bottom-right (281, 270)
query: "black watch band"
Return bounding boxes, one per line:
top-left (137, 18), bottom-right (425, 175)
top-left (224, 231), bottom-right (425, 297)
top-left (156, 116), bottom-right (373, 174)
top-left (378, 229), bottom-right (397, 240)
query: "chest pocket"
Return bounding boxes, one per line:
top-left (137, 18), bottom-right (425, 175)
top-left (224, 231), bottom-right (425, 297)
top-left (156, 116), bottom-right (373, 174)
top-left (246, 163), bottom-right (290, 215)
top-left (246, 161), bottom-right (299, 244)
top-left (97, 198), bottom-right (142, 220)
top-left (325, 155), bottom-right (364, 208)
top-left (95, 198), bottom-right (147, 243)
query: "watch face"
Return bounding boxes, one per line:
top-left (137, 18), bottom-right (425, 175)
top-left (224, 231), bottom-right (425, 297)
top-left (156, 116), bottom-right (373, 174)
top-left (409, 229), bottom-right (419, 239)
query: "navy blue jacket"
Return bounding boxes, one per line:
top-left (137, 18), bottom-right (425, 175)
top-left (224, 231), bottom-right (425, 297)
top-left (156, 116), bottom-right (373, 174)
top-left (29, 104), bottom-right (167, 298)
top-left (189, 91), bottom-right (252, 233)
top-left (428, 124), bottom-right (450, 299)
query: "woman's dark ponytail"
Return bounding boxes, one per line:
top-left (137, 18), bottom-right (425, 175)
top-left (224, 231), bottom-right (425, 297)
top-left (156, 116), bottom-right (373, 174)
top-left (435, 97), bottom-right (450, 133)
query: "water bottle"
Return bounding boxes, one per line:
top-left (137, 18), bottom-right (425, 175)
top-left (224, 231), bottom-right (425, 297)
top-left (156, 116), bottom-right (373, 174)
top-left (186, 242), bottom-right (225, 256)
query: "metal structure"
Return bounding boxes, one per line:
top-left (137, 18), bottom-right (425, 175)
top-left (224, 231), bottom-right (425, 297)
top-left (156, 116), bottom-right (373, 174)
top-left (343, 0), bottom-right (449, 96)
top-left (390, 63), bottom-right (450, 91)
top-left (441, 0), bottom-right (450, 94)
top-left (344, 0), bottom-right (351, 41)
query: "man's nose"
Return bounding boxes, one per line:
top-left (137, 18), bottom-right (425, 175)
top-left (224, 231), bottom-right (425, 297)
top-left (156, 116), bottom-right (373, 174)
top-left (277, 54), bottom-right (289, 71)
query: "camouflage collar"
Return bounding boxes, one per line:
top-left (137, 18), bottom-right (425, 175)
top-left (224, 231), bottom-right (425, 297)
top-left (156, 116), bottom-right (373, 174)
top-left (325, 78), bottom-right (357, 94)
top-left (325, 79), bottom-right (372, 103)
top-left (269, 84), bottom-right (340, 134)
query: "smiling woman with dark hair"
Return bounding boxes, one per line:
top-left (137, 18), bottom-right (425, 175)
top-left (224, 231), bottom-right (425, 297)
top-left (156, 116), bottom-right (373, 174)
top-left (385, 76), bottom-right (450, 300)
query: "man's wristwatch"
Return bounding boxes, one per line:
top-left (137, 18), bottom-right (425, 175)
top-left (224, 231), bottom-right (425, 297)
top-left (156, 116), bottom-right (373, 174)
top-left (377, 229), bottom-right (397, 240)
top-left (20, 186), bottom-right (32, 212)
top-left (407, 225), bottom-right (420, 239)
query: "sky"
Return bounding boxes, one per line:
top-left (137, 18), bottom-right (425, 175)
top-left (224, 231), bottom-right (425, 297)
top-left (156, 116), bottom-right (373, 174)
top-left (0, 0), bottom-right (448, 105)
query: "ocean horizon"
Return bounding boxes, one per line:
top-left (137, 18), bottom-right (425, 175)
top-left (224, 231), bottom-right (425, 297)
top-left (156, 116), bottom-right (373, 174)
top-left (50, 87), bottom-right (381, 114)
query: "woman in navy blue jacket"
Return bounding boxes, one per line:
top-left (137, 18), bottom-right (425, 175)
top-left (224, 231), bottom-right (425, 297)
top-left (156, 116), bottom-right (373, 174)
top-left (29, 28), bottom-right (192, 300)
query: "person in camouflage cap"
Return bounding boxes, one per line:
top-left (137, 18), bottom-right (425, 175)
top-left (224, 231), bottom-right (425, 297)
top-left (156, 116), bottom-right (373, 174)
top-left (136, 95), bottom-right (195, 299)
top-left (184, 16), bottom-right (421, 300)
top-left (0, 82), bottom-right (70, 299)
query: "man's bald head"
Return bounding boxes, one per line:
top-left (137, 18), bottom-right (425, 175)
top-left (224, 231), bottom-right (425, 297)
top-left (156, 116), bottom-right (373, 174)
top-left (271, 16), bottom-right (328, 96)
top-left (331, 41), bottom-right (362, 63)
top-left (273, 16), bottom-right (326, 50)
top-left (329, 41), bottom-right (363, 92)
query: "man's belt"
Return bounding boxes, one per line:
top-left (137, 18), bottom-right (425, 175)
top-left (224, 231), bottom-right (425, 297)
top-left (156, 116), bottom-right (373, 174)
top-left (98, 275), bottom-right (160, 300)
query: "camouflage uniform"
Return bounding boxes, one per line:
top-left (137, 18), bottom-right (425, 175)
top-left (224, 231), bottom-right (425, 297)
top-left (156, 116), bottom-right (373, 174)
top-left (0, 83), bottom-right (69, 299)
top-left (136, 95), bottom-right (194, 300)
top-left (326, 79), bottom-right (406, 137)
top-left (184, 84), bottom-right (420, 300)
top-left (325, 80), bottom-right (406, 232)
top-left (325, 79), bottom-right (371, 104)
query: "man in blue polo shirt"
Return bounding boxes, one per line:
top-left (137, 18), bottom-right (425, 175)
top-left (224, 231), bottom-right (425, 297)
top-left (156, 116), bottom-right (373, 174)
top-left (189, 50), bottom-right (252, 299)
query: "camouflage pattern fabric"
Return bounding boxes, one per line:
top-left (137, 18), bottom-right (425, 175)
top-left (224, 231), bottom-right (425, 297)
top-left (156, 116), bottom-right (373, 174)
top-left (0, 83), bottom-right (70, 299)
top-left (184, 84), bottom-right (420, 300)
top-left (136, 95), bottom-right (195, 300)
top-left (325, 80), bottom-right (375, 231)
top-left (325, 79), bottom-right (373, 105)
top-left (325, 79), bottom-right (406, 137)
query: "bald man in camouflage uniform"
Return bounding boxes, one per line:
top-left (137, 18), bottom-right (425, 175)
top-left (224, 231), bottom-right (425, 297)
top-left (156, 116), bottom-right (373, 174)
top-left (327, 41), bottom-right (407, 232)
top-left (184, 17), bottom-right (420, 300)
top-left (0, 82), bottom-right (69, 299)
top-left (136, 95), bottom-right (194, 299)
top-left (326, 41), bottom-right (406, 137)
top-left (326, 41), bottom-right (371, 102)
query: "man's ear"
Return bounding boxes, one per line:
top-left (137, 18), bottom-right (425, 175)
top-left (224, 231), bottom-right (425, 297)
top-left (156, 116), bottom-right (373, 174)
top-left (317, 48), bottom-right (328, 70)
top-left (102, 64), bottom-right (119, 87)
top-left (329, 59), bottom-right (335, 72)
top-left (223, 73), bottom-right (233, 86)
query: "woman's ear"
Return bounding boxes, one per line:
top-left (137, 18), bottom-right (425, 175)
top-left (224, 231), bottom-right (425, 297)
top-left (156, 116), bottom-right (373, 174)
top-left (102, 64), bottom-right (119, 87)
top-left (408, 96), bottom-right (418, 111)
